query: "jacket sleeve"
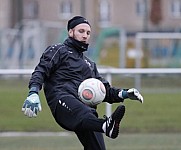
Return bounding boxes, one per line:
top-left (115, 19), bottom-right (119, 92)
top-left (93, 63), bottom-right (124, 104)
top-left (29, 45), bottom-right (62, 90)
top-left (103, 82), bottom-right (124, 104)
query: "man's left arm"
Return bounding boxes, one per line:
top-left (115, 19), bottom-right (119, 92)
top-left (92, 62), bottom-right (143, 104)
top-left (103, 85), bottom-right (143, 104)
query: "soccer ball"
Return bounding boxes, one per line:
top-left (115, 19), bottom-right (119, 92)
top-left (78, 78), bottom-right (106, 106)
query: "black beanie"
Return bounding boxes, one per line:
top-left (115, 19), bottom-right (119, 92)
top-left (67, 16), bottom-right (90, 31)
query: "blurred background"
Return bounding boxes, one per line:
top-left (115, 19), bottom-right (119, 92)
top-left (0, 0), bottom-right (181, 149)
top-left (0, 0), bottom-right (181, 69)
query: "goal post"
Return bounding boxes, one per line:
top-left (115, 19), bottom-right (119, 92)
top-left (135, 32), bottom-right (181, 68)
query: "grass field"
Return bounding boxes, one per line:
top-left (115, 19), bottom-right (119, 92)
top-left (0, 133), bottom-right (181, 150)
top-left (0, 76), bottom-right (181, 149)
top-left (0, 77), bottom-right (181, 132)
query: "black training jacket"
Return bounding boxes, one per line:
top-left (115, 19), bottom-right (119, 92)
top-left (29, 37), bottom-right (124, 115)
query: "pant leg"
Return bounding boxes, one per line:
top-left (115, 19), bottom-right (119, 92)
top-left (76, 130), bottom-right (106, 150)
top-left (54, 95), bottom-right (104, 132)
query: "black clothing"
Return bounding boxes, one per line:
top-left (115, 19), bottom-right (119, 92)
top-left (76, 131), bottom-right (106, 150)
top-left (67, 16), bottom-right (90, 31)
top-left (55, 95), bottom-right (104, 131)
top-left (29, 37), bottom-right (124, 150)
top-left (29, 37), bottom-right (124, 116)
top-left (55, 96), bottom-right (106, 150)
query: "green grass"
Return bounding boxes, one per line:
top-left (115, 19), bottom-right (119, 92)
top-left (97, 93), bottom-right (181, 133)
top-left (0, 133), bottom-right (181, 150)
top-left (0, 78), bottom-right (181, 132)
top-left (0, 78), bottom-right (60, 131)
top-left (0, 77), bottom-right (181, 149)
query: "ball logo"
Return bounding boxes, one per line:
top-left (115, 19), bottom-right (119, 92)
top-left (82, 89), bottom-right (93, 100)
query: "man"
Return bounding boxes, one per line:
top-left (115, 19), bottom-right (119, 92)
top-left (22, 16), bottom-right (143, 150)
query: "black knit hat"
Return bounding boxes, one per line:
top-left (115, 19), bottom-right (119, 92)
top-left (67, 16), bottom-right (90, 31)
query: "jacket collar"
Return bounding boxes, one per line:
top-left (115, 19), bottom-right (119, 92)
top-left (64, 37), bottom-right (89, 52)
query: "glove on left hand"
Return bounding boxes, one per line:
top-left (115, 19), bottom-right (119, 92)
top-left (118, 88), bottom-right (143, 103)
top-left (127, 88), bottom-right (143, 103)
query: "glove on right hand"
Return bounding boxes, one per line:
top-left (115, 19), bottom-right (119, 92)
top-left (22, 93), bottom-right (42, 118)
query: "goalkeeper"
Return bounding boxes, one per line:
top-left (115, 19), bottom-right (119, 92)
top-left (22, 16), bottom-right (143, 150)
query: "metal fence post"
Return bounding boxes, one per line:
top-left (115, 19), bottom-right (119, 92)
top-left (105, 72), bottom-right (112, 117)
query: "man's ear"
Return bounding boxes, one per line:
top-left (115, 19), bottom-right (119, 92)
top-left (68, 29), bottom-right (73, 37)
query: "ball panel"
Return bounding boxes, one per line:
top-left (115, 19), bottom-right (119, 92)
top-left (82, 89), bottom-right (93, 100)
top-left (100, 83), bottom-right (106, 94)
top-left (78, 78), bottom-right (106, 106)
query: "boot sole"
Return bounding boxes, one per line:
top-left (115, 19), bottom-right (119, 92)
top-left (111, 105), bottom-right (125, 139)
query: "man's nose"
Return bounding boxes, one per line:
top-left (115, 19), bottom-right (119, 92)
top-left (83, 33), bottom-right (88, 38)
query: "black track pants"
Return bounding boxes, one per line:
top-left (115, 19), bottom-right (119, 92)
top-left (54, 95), bottom-right (106, 149)
top-left (76, 130), bottom-right (106, 150)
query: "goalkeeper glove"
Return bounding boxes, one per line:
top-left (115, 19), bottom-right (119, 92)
top-left (22, 87), bottom-right (42, 118)
top-left (118, 88), bottom-right (143, 103)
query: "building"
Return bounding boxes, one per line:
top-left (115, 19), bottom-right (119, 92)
top-left (0, 0), bottom-right (181, 32)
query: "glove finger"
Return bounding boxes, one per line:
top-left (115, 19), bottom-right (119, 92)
top-left (33, 108), bottom-right (38, 117)
top-left (30, 103), bottom-right (39, 112)
top-left (140, 95), bottom-right (144, 103)
top-left (24, 108), bottom-right (31, 117)
top-left (134, 89), bottom-right (143, 102)
top-left (28, 108), bottom-right (37, 118)
top-left (24, 108), bottom-right (29, 116)
top-left (38, 104), bottom-right (42, 112)
top-left (22, 103), bottom-right (27, 112)
top-left (24, 108), bottom-right (33, 118)
top-left (30, 105), bottom-right (35, 112)
top-left (22, 102), bottom-right (26, 109)
top-left (32, 113), bottom-right (37, 117)
top-left (28, 109), bottom-right (34, 118)
top-left (137, 94), bottom-right (144, 103)
top-left (30, 106), bottom-right (38, 117)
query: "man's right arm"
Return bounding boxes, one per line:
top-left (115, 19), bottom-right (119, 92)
top-left (22, 44), bottom-right (62, 117)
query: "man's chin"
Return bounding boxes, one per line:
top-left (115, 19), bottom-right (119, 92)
top-left (81, 41), bottom-right (88, 44)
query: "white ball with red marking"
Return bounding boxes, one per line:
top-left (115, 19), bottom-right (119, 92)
top-left (78, 78), bottom-right (106, 106)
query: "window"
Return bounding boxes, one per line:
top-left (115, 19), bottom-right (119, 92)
top-left (170, 0), bottom-right (181, 18)
top-left (23, 0), bottom-right (39, 19)
top-left (136, 0), bottom-right (146, 17)
top-left (99, 0), bottom-right (110, 27)
top-left (59, 1), bottom-right (72, 19)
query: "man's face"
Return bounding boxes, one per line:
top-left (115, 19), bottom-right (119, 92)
top-left (68, 23), bottom-right (91, 44)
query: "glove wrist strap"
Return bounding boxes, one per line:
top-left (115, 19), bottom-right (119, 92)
top-left (29, 87), bottom-right (39, 96)
top-left (119, 90), bottom-right (128, 99)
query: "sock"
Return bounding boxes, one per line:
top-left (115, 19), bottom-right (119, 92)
top-left (102, 121), bottom-right (106, 133)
